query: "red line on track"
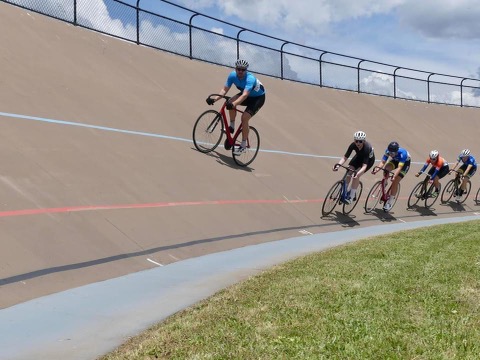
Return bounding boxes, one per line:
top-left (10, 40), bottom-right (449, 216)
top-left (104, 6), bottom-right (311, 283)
top-left (0, 198), bottom-right (325, 218)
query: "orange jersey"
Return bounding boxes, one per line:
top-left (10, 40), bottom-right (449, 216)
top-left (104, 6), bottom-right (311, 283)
top-left (425, 156), bottom-right (446, 170)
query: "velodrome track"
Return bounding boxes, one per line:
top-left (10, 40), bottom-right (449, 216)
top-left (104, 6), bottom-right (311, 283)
top-left (2, 0), bottom-right (480, 312)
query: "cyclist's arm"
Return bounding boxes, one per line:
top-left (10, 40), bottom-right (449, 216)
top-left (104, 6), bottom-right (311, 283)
top-left (356, 163), bottom-right (368, 177)
top-left (231, 89), bottom-right (250, 107)
top-left (337, 156), bottom-right (347, 166)
top-left (393, 162), bottom-right (404, 178)
top-left (214, 85), bottom-right (230, 102)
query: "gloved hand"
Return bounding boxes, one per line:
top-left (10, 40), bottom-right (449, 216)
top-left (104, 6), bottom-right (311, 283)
top-left (226, 101), bottom-right (234, 110)
top-left (206, 98), bottom-right (215, 105)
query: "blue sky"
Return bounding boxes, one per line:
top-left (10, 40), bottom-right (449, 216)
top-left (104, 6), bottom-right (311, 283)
top-left (146, 0), bottom-right (480, 80)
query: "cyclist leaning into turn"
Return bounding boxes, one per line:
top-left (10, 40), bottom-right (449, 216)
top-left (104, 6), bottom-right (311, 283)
top-left (372, 141), bottom-right (411, 212)
top-left (206, 59), bottom-right (266, 155)
top-left (449, 149), bottom-right (477, 201)
top-left (333, 130), bottom-right (375, 204)
top-left (415, 150), bottom-right (449, 198)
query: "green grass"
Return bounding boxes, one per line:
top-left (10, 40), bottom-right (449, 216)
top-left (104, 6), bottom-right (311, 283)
top-left (100, 221), bottom-right (480, 360)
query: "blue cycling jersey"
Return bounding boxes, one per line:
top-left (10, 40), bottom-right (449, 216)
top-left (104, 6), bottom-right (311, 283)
top-left (381, 147), bottom-right (411, 164)
top-left (225, 71), bottom-right (265, 97)
top-left (457, 155), bottom-right (477, 168)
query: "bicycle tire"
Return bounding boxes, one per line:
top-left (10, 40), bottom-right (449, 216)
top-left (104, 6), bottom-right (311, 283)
top-left (232, 126), bottom-right (260, 167)
top-left (424, 183), bottom-right (440, 208)
top-left (322, 180), bottom-right (342, 216)
top-left (407, 181), bottom-right (423, 208)
top-left (192, 110), bottom-right (224, 153)
top-left (441, 179), bottom-right (455, 203)
top-left (342, 182), bottom-right (363, 215)
top-left (457, 180), bottom-right (471, 204)
top-left (475, 187), bottom-right (480, 204)
top-left (364, 180), bottom-right (383, 213)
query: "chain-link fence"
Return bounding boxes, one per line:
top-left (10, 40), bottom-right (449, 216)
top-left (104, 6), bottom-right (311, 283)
top-left (3, 0), bottom-right (480, 108)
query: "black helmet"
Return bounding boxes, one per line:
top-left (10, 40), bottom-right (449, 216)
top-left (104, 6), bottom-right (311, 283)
top-left (388, 141), bottom-right (399, 152)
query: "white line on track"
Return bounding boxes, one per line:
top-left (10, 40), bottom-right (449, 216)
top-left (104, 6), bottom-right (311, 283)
top-left (147, 258), bottom-right (163, 267)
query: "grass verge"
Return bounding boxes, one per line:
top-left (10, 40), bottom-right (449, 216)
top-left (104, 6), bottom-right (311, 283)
top-left (100, 221), bottom-right (480, 359)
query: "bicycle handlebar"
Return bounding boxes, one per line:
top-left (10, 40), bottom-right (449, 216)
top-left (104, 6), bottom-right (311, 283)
top-left (207, 94), bottom-right (231, 101)
top-left (372, 165), bottom-right (395, 178)
top-left (334, 163), bottom-right (357, 177)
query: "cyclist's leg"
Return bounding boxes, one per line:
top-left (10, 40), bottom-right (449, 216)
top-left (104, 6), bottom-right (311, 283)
top-left (435, 164), bottom-right (449, 192)
top-left (457, 165), bottom-right (467, 195)
top-left (461, 166), bottom-right (475, 191)
top-left (228, 93), bottom-right (242, 130)
top-left (348, 155), bottom-right (365, 199)
top-left (239, 95), bottom-right (265, 145)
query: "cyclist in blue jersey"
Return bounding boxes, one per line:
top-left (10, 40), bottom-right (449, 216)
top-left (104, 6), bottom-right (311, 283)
top-left (449, 149), bottom-right (477, 201)
top-left (372, 141), bottom-right (411, 212)
top-left (206, 59), bottom-right (266, 155)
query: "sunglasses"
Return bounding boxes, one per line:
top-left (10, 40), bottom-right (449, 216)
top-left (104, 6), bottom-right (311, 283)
top-left (355, 140), bottom-right (364, 144)
top-left (236, 68), bottom-right (247, 72)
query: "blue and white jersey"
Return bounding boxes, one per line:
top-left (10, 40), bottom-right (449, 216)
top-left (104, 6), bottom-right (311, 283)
top-left (457, 154), bottom-right (477, 169)
top-left (381, 147), bottom-right (411, 165)
top-left (225, 71), bottom-right (265, 97)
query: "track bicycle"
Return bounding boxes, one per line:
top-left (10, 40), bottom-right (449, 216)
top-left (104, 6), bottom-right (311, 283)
top-left (322, 164), bottom-right (363, 216)
top-left (364, 166), bottom-right (400, 213)
top-left (440, 169), bottom-right (471, 204)
top-left (407, 173), bottom-right (440, 208)
top-left (192, 94), bottom-right (260, 167)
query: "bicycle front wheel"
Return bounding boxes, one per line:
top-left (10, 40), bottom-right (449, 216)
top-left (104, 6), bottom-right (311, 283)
top-left (407, 181), bottom-right (423, 208)
top-left (441, 179), bottom-right (455, 203)
top-left (322, 180), bottom-right (342, 216)
top-left (364, 181), bottom-right (382, 213)
top-left (232, 126), bottom-right (260, 167)
top-left (425, 183), bottom-right (440, 208)
top-left (343, 182), bottom-right (363, 215)
top-left (192, 110), bottom-right (224, 153)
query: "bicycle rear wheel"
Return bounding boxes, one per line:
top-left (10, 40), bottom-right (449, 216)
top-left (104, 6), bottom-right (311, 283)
top-left (424, 183), bottom-right (440, 208)
top-left (457, 181), bottom-right (471, 204)
top-left (364, 181), bottom-right (382, 213)
top-left (475, 187), bottom-right (480, 204)
top-left (441, 179), bottom-right (455, 203)
top-left (407, 181), bottom-right (423, 208)
top-left (192, 110), bottom-right (224, 153)
top-left (322, 180), bottom-right (342, 216)
top-left (342, 182), bottom-right (363, 215)
top-left (232, 126), bottom-right (260, 167)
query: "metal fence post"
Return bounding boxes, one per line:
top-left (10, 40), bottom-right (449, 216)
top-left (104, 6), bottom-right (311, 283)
top-left (393, 67), bottom-right (401, 99)
top-left (319, 52), bottom-right (328, 87)
top-left (460, 78), bottom-right (467, 107)
top-left (280, 42), bottom-right (289, 80)
top-left (427, 73), bottom-right (435, 103)
top-left (357, 60), bottom-right (365, 93)
top-left (189, 13), bottom-right (199, 59)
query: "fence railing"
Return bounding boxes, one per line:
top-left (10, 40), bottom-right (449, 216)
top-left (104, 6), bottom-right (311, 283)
top-left (4, 0), bottom-right (480, 108)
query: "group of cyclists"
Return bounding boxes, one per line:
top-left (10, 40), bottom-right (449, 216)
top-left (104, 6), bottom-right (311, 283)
top-left (333, 131), bottom-right (478, 212)
top-left (204, 58), bottom-right (477, 213)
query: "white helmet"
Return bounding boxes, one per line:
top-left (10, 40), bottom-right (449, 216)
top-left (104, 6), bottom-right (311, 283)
top-left (460, 149), bottom-right (471, 157)
top-left (235, 59), bottom-right (249, 69)
top-left (429, 150), bottom-right (439, 160)
top-left (353, 131), bottom-right (366, 141)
